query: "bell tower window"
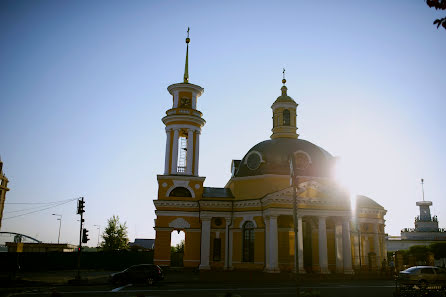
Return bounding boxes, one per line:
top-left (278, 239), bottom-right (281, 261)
top-left (177, 135), bottom-right (188, 173)
top-left (283, 109), bottom-right (290, 126)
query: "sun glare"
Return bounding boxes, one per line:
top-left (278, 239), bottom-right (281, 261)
top-left (334, 156), bottom-right (357, 216)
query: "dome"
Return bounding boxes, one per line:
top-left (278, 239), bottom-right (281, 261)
top-left (235, 138), bottom-right (334, 178)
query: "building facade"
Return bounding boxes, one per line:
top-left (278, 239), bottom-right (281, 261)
top-left (153, 34), bottom-right (387, 273)
top-left (387, 196), bottom-right (446, 252)
top-left (0, 159), bottom-right (10, 230)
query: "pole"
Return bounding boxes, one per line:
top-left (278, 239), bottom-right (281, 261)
top-left (94, 225), bottom-right (100, 247)
top-left (290, 157), bottom-right (300, 297)
top-left (57, 218), bottom-right (61, 244)
top-left (358, 224), bottom-right (362, 270)
top-left (52, 214), bottom-right (62, 244)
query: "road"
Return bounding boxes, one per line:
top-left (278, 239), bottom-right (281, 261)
top-left (5, 280), bottom-right (397, 297)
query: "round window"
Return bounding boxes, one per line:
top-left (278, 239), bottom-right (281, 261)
top-left (246, 153), bottom-right (261, 170)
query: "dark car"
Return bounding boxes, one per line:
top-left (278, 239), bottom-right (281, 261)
top-left (397, 266), bottom-right (446, 289)
top-left (110, 264), bottom-right (164, 285)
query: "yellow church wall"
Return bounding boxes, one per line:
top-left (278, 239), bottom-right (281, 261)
top-left (156, 176), bottom-right (204, 199)
top-left (311, 229), bottom-right (320, 272)
top-left (154, 216), bottom-right (201, 229)
top-left (278, 230), bottom-right (293, 271)
top-left (210, 231), bottom-right (226, 269)
top-left (184, 231), bottom-right (201, 267)
top-left (228, 175), bottom-right (290, 199)
top-left (254, 230), bottom-right (264, 264)
top-left (232, 230), bottom-right (242, 263)
top-left (327, 229), bottom-right (336, 272)
top-left (154, 230), bottom-right (171, 267)
top-left (178, 91), bottom-right (192, 100)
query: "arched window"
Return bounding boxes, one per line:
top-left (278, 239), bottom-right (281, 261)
top-left (283, 109), bottom-right (290, 126)
top-left (169, 187), bottom-right (192, 197)
top-left (242, 221), bottom-right (255, 262)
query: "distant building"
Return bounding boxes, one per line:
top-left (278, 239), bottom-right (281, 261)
top-left (129, 238), bottom-right (155, 250)
top-left (0, 159), bottom-right (10, 230)
top-left (387, 196), bottom-right (446, 252)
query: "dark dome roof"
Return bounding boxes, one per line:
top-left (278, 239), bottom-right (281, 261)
top-left (235, 138), bottom-right (334, 178)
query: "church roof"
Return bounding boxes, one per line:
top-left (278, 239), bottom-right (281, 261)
top-left (356, 195), bottom-right (384, 209)
top-left (234, 138), bottom-right (334, 178)
top-left (203, 187), bottom-right (234, 198)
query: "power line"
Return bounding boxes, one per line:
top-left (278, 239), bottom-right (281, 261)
top-left (5, 198), bottom-right (80, 205)
top-left (4, 198), bottom-right (78, 214)
top-left (3, 198), bottom-right (78, 220)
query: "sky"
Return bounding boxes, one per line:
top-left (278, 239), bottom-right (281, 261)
top-left (1, 0), bottom-right (445, 247)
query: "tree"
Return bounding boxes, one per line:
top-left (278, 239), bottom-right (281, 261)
top-left (171, 240), bottom-right (184, 253)
top-left (101, 215), bottom-right (129, 251)
top-left (426, 0), bottom-right (446, 30)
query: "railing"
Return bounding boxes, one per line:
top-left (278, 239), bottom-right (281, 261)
top-left (402, 228), bottom-right (446, 233)
top-left (166, 108), bottom-right (203, 117)
top-left (177, 166), bottom-right (186, 173)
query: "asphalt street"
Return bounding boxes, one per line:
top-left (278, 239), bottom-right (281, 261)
top-left (5, 280), bottom-right (397, 297)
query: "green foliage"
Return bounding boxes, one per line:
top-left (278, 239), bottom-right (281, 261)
top-left (171, 240), bottom-right (185, 253)
top-left (100, 215), bottom-right (129, 251)
top-left (430, 242), bottom-right (446, 259)
top-left (408, 245), bottom-right (431, 261)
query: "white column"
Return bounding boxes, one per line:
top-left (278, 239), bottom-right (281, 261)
top-left (170, 129), bottom-right (179, 174)
top-left (363, 235), bottom-right (369, 267)
top-left (269, 215), bottom-right (279, 272)
top-left (264, 216), bottom-right (271, 271)
top-left (186, 129), bottom-right (194, 175)
top-left (173, 90), bottom-right (179, 108)
top-left (342, 219), bottom-right (354, 274)
top-left (335, 220), bottom-right (343, 273)
top-left (318, 216), bottom-right (329, 274)
top-left (164, 129), bottom-right (172, 175)
top-left (353, 224), bottom-right (360, 269)
top-left (199, 218), bottom-right (211, 270)
top-left (192, 93), bottom-right (197, 109)
top-left (373, 224), bottom-right (381, 269)
top-left (297, 216), bottom-right (305, 273)
top-left (193, 131), bottom-right (200, 176)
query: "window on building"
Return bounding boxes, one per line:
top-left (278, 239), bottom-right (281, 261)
top-left (169, 187), bottom-right (192, 197)
top-left (242, 221), bottom-right (255, 262)
top-left (283, 109), bottom-right (290, 126)
top-left (213, 238), bottom-right (221, 261)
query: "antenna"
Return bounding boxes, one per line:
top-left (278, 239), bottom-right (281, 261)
top-left (421, 178), bottom-right (425, 202)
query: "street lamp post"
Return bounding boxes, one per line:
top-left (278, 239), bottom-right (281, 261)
top-left (52, 213), bottom-right (62, 244)
top-left (93, 224), bottom-right (101, 247)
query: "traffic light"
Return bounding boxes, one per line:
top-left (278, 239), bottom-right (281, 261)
top-left (82, 228), bottom-right (90, 243)
top-left (77, 198), bottom-right (85, 214)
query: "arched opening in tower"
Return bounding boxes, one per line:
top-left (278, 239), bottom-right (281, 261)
top-left (170, 230), bottom-right (185, 267)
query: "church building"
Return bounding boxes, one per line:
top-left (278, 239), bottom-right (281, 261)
top-left (153, 32), bottom-right (387, 273)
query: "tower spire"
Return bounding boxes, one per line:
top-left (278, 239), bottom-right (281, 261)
top-left (421, 178), bottom-right (425, 202)
top-left (184, 27), bottom-right (190, 83)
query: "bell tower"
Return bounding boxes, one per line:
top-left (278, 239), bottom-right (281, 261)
top-left (162, 28), bottom-right (205, 176)
top-left (271, 69), bottom-right (298, 139)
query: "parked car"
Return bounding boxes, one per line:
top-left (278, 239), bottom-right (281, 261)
top-left (397, 266), bottom-right (446, 288)
top-left (109, 264), bottom-right (164, 285)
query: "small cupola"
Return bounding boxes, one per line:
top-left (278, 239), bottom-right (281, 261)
top-left (270, 70), bottom-right (298, 139)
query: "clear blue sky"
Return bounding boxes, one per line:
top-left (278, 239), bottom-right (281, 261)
top-left (1, 0), bottom-right (445, 246)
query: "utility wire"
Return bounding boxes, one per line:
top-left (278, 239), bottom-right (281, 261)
top-left (5, 198), bottom-right (79, 205)
top-left (3, 198), bottom-right (78, 220)
top-left (4, 198), bottom-right (78, 214)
